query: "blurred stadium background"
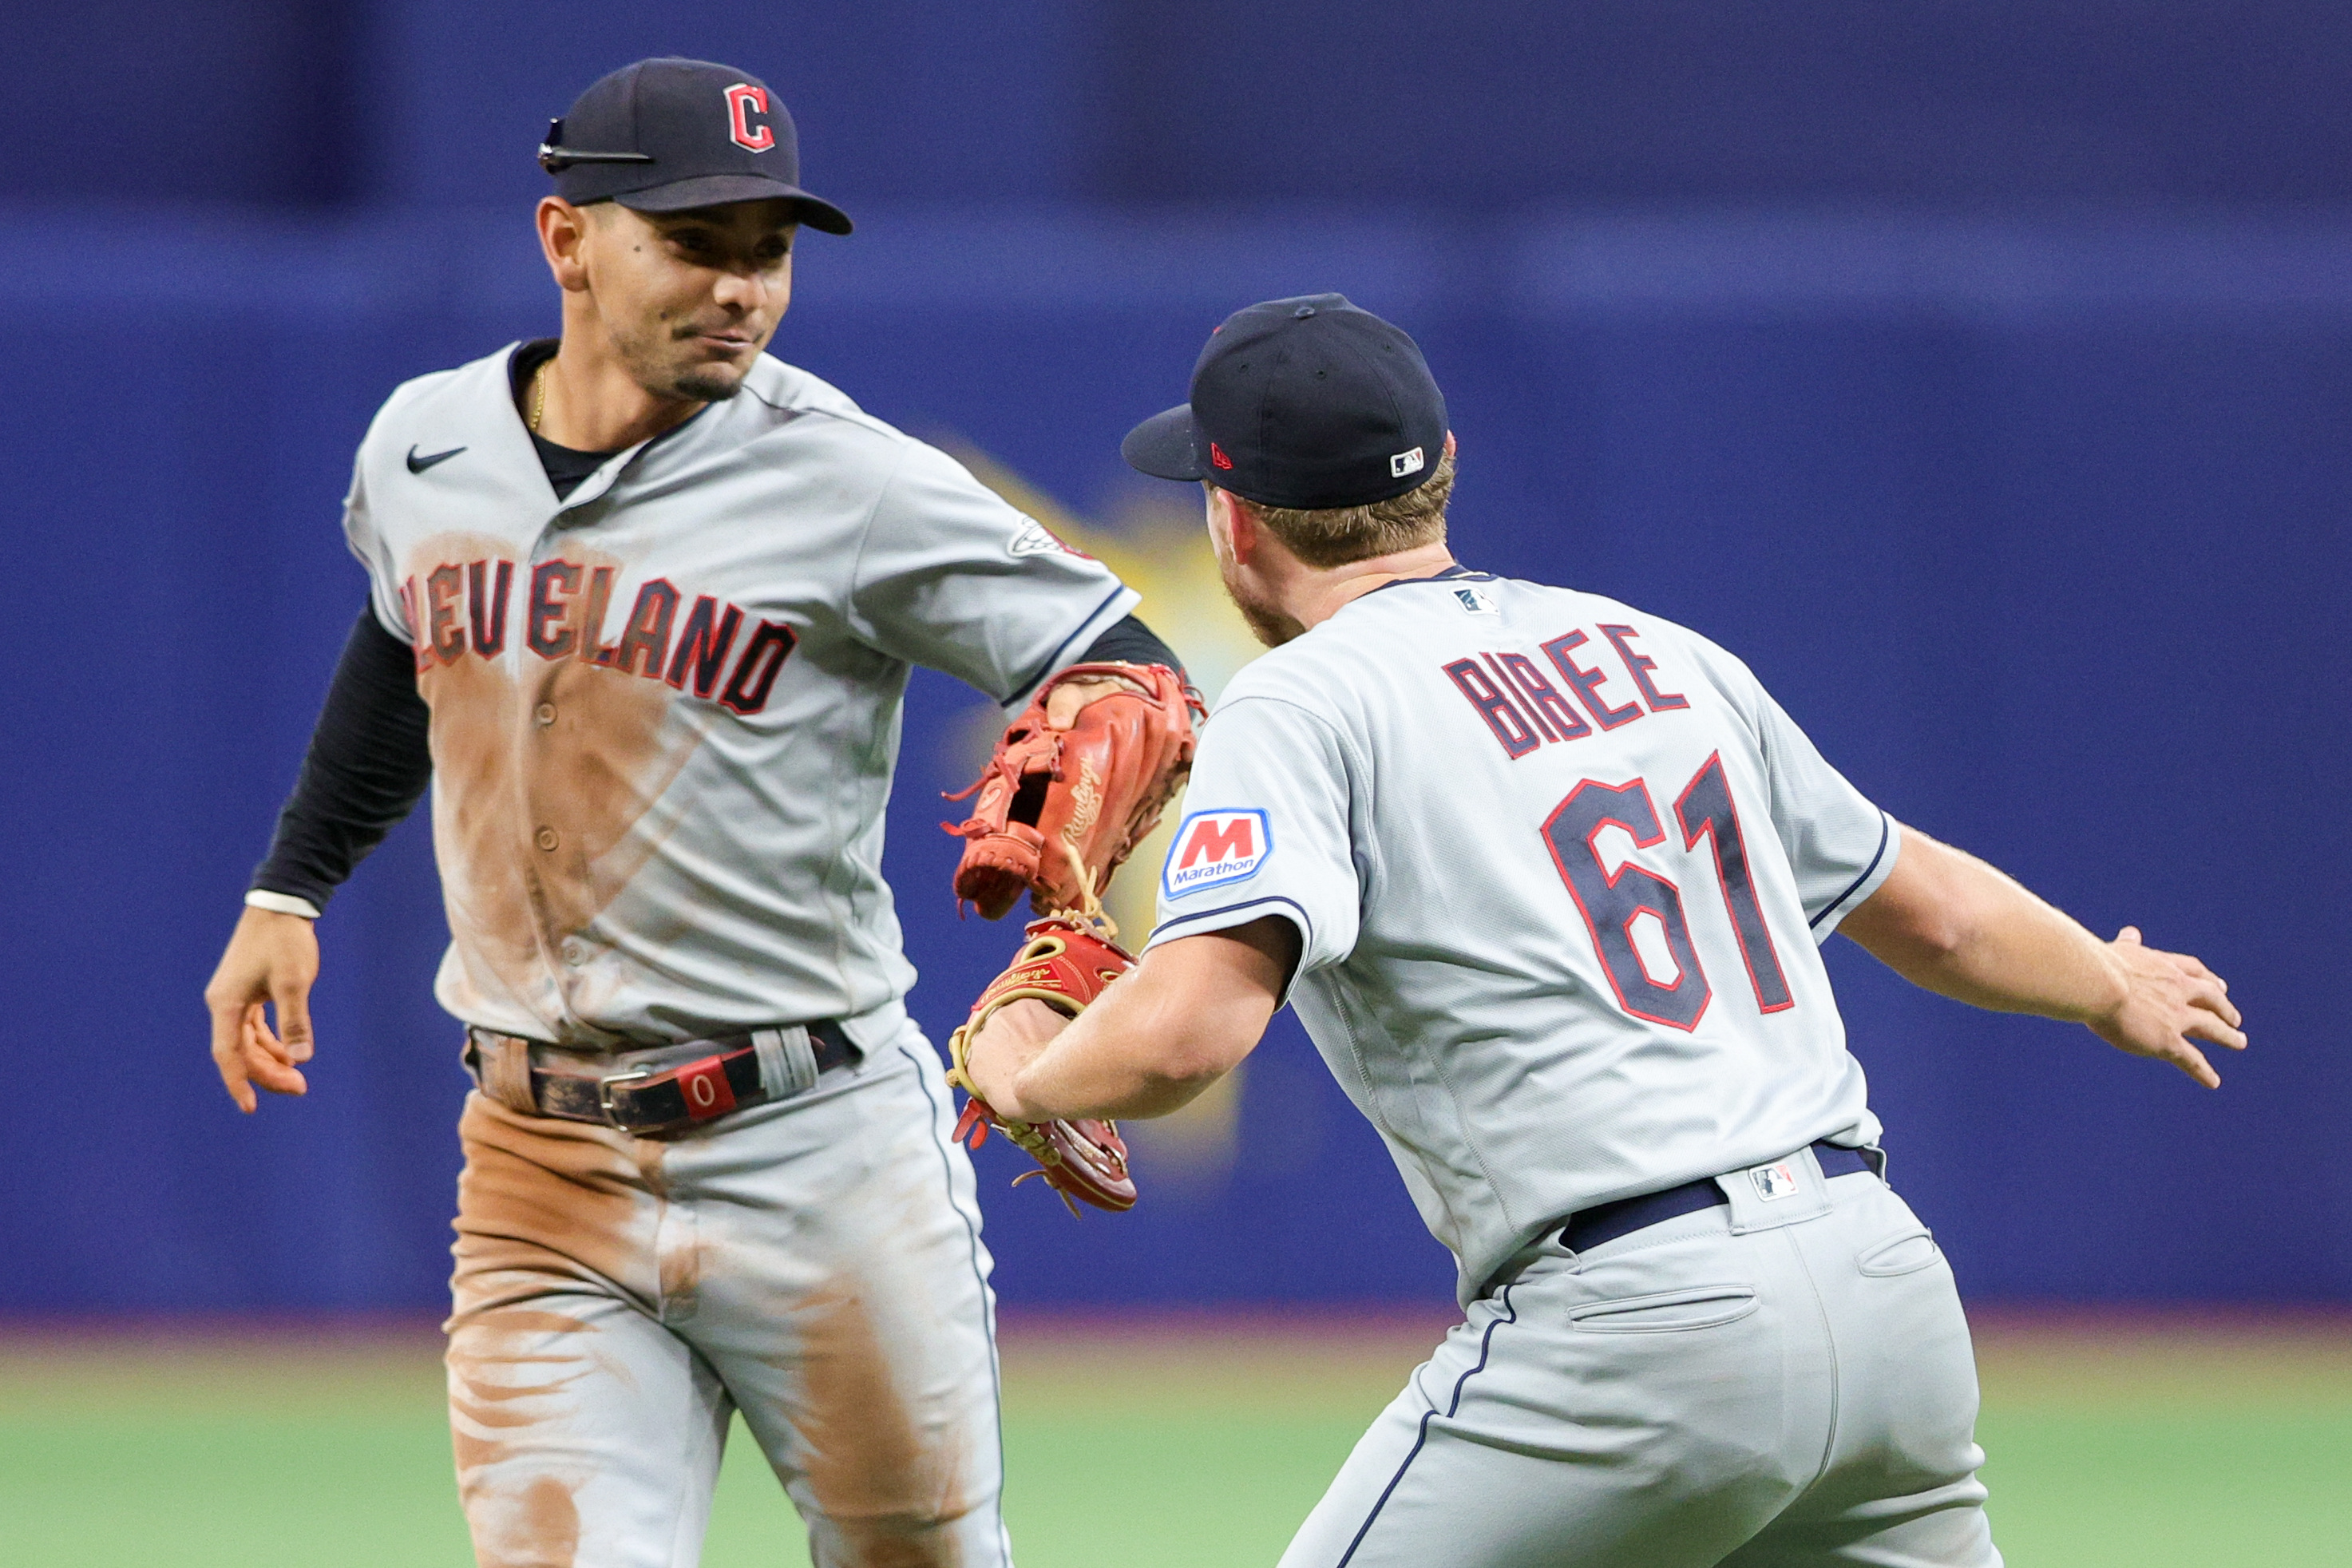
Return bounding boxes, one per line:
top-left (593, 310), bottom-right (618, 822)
top-left (4, 2), bottom-right (2349, 1562)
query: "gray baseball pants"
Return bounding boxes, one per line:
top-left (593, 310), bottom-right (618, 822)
top-left (443, 1018), bottom-right (1011, 1568)
top-left (1280, 1150), bottom-right (2001, 1567)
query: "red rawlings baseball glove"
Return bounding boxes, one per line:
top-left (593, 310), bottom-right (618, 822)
top-left (944, 662), bottom-right (1205, 924)
top-left (945, 917), bottom-right (1139, 1214)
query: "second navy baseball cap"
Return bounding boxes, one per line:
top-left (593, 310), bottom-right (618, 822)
top-left (539, 57), bottom-right (853, 234)
top-left (1121, 295), bottom-right (1447, 509)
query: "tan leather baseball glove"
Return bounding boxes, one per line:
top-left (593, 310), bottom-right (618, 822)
top-left (943, 662), bottom-right (1205, 925)
top-left (945, 917), bottom-right (1139, 1214)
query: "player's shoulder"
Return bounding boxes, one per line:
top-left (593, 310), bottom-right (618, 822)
top-left (1240, 569), bottom-right (1756, 710)
top-left (733, 354), bottom-right (1012, 498)
top-left (1383, 570), bottom-right (1749, 674)
top-left (736, 354), bottom-right (919, 454)
top-left (356, 343), bottom-right (513, 455)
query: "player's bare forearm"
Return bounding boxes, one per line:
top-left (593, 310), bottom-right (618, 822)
top-left (1842, 825), bottom-right (2244, 1086)
top-left (1841, 829), bottom-right (2116, 1016)
top-left (978, 919), bottom-right (1296, 1122)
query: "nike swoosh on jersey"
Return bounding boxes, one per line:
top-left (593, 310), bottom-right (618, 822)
top-left (406, 444), bottom-right (467, 473)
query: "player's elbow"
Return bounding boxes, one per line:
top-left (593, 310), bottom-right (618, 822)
top-left (1137, 1040), bottom-right (1242, 1096)
top-left (1844, 827), bottom-right (2008, 978)
top-left (1127, 1016), bottom-right (1255, 1104)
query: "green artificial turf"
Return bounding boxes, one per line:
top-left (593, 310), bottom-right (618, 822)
top-left (2, 1317), bottom-right (2346, 1566)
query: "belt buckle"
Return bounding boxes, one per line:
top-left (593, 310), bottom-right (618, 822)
top-left (596, 1067), bottom-right (654, 1128)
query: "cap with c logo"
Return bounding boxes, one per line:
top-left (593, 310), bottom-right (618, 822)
top-left (1121, 295), bottom-right (1447, 509)
top-left (538, 57), bottom-right (852, 234)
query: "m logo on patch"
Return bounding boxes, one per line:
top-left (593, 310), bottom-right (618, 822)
top-left (1163, 809), bottom-right (1271, 898)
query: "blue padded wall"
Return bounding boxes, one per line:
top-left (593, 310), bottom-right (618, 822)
top-left (4, 208), bottom-right (2345, 1310)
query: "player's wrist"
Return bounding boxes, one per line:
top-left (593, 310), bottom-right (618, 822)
top-left (244, 889), bottom-right (322, 921)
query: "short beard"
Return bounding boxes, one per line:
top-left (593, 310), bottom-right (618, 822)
top-left (1220, 558), bottom-right (1306, 648)
top-left (669, 370), bottom-right (746, 403)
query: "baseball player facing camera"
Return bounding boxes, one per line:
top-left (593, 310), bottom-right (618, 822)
top-left (203, 57), bottom-right (1198, 1568)
top-left (959, 295), bottom-right (2246, 1567)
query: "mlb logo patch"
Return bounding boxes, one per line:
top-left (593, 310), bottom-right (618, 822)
top-left (1750, 1162), bottom-right (1803, 1202)
top-left (1163, 809), bottom-right (1271, 898)
top-left (1390, 445), bottom-right (1426, 479)
top-left (1454, 585), bottom-right (1498, 615)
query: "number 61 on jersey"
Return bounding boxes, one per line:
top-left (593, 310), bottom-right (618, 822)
top-left (1541, 751), bottom-right (1794, 1032)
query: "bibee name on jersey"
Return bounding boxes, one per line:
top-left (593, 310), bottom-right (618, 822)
top-left (1442, 621), bottom-right (1689, 758)
top-left (1163, 809), bottom-right (1271, 897)
top-left (396, 556), bottom-right (798, 716)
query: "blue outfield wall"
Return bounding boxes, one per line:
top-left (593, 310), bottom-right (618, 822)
top-left (3, 206), bottom-right (2347, 1312)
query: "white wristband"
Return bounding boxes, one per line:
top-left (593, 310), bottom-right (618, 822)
top-left (245, 889), bottom-right (322, 921)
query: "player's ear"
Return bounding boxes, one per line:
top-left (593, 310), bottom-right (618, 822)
top-left (1205, 485), bottom-right (1257, 565)
top-left (537, 197), bottom-right (595, 293)
top-left (1224, 493), bottom-right (1266, 566)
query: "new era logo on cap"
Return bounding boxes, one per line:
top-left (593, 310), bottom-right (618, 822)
top-left (1163, 809), bottom-right (1271, 898)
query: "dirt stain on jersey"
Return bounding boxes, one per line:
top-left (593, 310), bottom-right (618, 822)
top-left (657, 1229), bottom-right (710, 1325)
top-left (485, 1475), bottom-right (583, 1568)
top-left (446, 1307), bottom-right (592, 1471)
top-left (789, 1277), bottom-right (972, 1568)
top-left (409, 533), bottom-right (713, 1039)
top-left (449, 1094), bottom-right (655, 1310)
top-left (445, 1301), bottom-right (592, 1567)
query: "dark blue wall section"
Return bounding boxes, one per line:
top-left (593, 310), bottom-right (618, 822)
top-left (11, 3), bottom-right (2352, 209)
top-left (0, 3), bottom-right (357, 205)
top-left (1095, 0), bottom-right (2352, 206)
top-left (354, 1), bottom-right (1093, 210)
top-left (4, 208), bottom-right (2346, 1310)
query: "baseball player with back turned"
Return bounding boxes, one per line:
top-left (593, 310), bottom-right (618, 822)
top-left (200, 57), bottom-right (1198, 1568)
top-left (957, 295), bottom-right (2247, 1567)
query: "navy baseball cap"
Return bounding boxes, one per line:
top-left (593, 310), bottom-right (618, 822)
top-left (538, 58), bottom-right (852, 234)
top-left (1121, 295), bottom-right (1447, 509)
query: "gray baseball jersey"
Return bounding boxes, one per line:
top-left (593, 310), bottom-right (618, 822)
top-left (1147, 568), bottom-right (1898, 1303)
top-left (346, 344), bottom-right (1137, 1047)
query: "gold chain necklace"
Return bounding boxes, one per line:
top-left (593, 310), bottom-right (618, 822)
top-left (529, 359), bottom-right (549, 433)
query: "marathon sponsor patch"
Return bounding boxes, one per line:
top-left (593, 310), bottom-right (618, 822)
top-left (1163, 809), bottom-right (1271, 898)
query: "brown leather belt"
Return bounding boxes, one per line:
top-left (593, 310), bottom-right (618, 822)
top-left (467, 1020), bottom-right (859, 1134)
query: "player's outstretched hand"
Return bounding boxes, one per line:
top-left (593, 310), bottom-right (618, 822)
top-left (945, 917), bottom-right (1138, 1213)
top-left (961, 998), bottom-right (1069, 1119)
top-left (203, 907), bottom-right (319, 1112)
top-left (1041, 670), bottom-right (1150, 730)
top-left (2085, 926), bottom-right (2244, 1089)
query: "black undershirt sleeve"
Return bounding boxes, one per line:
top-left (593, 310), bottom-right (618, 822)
top-left (248, 609), bottom-right (435, 912)
top-left (1077, 614), bottom-right (1186, 680)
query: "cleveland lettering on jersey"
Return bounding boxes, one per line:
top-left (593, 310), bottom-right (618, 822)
top-left (401, 557), bottom-right (796, 715)
top-left (1444, 620), bottom-right (1680, 758)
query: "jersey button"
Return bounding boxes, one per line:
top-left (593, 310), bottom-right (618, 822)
top-left (559, 937), bottom-right (586, 968)
top-left (535, 826), bottom-right (560, 852)
top-left (534, 703), bottom-right (556, 727)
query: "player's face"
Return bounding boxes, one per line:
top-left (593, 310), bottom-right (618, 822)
top-left (1206, 487), bottom-right (1308, 647)
top-left (584, 199), bottom-right (798, 403)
